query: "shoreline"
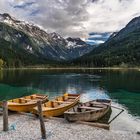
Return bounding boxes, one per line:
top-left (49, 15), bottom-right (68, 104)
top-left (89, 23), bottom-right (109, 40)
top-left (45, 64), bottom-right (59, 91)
top-left (1, 67), bottom-right (140, 71)
top-left (0, 113), bottom-right (139, 140)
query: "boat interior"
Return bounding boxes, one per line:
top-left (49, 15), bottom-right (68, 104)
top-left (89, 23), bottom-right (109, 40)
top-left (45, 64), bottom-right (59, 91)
top-left (9, 94), bottom-right (47, 104)
top-left (68, 99), bottom-right (111, 112)
top-left (42, 94), bottom-right (79, 109)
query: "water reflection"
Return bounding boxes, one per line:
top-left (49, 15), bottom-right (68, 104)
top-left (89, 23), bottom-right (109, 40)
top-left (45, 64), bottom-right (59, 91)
top-left (0, 70), bottom-right (3, 81)
top-left (0, 69), bottom-right (140, 118)
top-left (0, 83), bottom-right (48, 101)
top-left (109, 89), bottom-right (140, 117)
top-left (80, 88), bottom-right (110, 102)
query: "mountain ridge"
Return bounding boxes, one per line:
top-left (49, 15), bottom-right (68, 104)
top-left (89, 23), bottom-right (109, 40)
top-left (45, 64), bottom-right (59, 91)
top-left (0, 13), bottom-right (93, 67)
top-left (72, 16), bottom-right (140, 67)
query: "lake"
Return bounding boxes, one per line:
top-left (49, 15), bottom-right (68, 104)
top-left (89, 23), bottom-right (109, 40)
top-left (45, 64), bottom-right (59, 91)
top-left (0, 69), bottom-right (140, 132)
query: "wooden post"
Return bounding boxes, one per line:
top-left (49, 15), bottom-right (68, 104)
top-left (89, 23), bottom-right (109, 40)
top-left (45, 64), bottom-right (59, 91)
top-left (37, 101), bottom-right (46, 139)
top-left (2, 100), bottom-right (8, 131)
top-left (76, 121), bottom-right (110, 130)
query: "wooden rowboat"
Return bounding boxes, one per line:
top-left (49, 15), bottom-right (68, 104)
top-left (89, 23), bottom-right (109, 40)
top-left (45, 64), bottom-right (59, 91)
top-left (7, 94), bottom-right (48, 112)
top-left (64, 99), bottom-right (111, 122)
top-left (32, 93), bottom-right (80, 117)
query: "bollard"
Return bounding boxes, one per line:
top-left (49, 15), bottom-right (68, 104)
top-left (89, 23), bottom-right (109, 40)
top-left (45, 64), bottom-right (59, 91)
top-left (37, 101), bottom-right (46, 139)
top-left (2, 100), bottom-right (8, 131)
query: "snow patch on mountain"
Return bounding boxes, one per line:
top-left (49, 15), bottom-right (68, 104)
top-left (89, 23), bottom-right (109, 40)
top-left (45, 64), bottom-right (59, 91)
top-left (0, 13), bottom-right (94, 61)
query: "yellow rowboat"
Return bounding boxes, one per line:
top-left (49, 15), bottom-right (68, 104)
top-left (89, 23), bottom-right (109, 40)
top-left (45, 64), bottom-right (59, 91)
top-left (6, 94), bottom-right (48, 112)
top-left (32, 93), bottom-right (80, 117)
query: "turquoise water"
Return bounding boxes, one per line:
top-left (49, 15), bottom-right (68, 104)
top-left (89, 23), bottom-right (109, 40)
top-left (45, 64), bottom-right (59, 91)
top-left (0, 69), bottom-right (140, 131)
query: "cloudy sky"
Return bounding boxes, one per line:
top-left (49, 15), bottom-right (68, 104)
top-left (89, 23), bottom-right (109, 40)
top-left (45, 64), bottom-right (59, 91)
top-left (0, 0), bottom-right (140, 42)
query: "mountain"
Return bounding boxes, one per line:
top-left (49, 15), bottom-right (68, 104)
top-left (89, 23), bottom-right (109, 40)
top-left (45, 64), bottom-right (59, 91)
top-left (73, 16), bottom-right (140, 67)
top-left (0, 13), bottom-right (93, 67)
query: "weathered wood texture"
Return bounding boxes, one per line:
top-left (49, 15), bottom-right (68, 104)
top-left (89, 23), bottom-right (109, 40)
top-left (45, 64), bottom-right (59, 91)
top-left (37, 101), bottom-right (46, 139)
top-left (2, 100), bottom-right (8, 131)
top-left (76, 121), bottom-right (110, 130)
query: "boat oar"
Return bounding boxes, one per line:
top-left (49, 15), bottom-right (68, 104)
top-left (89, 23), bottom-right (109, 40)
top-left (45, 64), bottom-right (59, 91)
top-left (108, 109), bottom-right (124, 124)
top-left (99, 102), bottom-right (124, 124)
top-left (89, 101), bottom-right (123, 111)
top-left (90, 101), bottom-right (125, 124)
top-left (76, 121), bottom-right (110, 130)
top-left (101, 103), bottom-right (124, 111)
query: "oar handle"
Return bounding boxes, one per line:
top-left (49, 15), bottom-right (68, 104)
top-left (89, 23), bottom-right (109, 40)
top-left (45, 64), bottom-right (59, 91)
top-left (102, 103), bottom-right (124, 111)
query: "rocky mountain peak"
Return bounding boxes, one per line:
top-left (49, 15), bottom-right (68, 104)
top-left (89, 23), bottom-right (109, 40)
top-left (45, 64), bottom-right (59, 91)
top-left (0, 13), bottom-right (93, 62)
top-left (49, 32), bottom-right (64, 40)
top-left (1, 13), bottom-right (12, 19)
top-left (126, 16), bottom-right (140, 28)
top-left (0, 13), bottom-right (20, 24)
top-left (67, 37), bottom-right (86, 45)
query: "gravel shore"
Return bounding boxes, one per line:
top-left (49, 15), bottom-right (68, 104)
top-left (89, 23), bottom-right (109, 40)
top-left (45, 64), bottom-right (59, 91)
top-left (0, 113), bottom-right (139, 140)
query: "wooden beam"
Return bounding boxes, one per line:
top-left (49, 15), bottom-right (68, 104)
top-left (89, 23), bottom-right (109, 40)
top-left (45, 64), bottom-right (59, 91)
top-left (78, 106), bottom-right (100, 110)
top-left (76, 121), bottom-right (110, 130)
top-left (37, 101), bottom-right (46, 139)
top-left (2, 100), bottom-right (8, 131)
top-left (53, 101), bottom-right (72, 104)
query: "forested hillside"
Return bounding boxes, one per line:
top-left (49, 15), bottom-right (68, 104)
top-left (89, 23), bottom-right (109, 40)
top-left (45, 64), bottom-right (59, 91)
top-left (72, 16), bottom-right (140, 67)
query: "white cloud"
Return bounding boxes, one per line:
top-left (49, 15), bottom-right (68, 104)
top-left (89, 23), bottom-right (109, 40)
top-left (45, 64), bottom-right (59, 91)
top-left (86, 0), bottom-right (140, 33)
top-left (89, 34), bottom-right (103, 38)
top-left (86, 39), bottom-right (104, 44)
top-left (0, 0), bottom-right (140, 38)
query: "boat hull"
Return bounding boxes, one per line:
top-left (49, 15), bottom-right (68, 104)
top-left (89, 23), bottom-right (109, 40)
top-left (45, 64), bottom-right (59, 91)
top-left (42, 101), bottom-right (79, 117)
top-left (32, 93), bottom-right (80, 117)
top-left (3, 94), bottom-right (48, 112)
top-left (8, 103), bottom-right (37, 112)
top-left (64, 99), bottom-right (111, 122)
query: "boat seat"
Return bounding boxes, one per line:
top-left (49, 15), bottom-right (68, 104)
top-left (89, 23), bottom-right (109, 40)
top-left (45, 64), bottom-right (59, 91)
top-left (31, 95), bottom-right (45, 99)
top-left (90, 103), bottom-right (106, 108)
top-left (91, 102), bottom-right (110, 106)
top-left (24, 98), bottom-right (31, 101)
top-left (78, 106), bottom-right (101, 110)
top-left (91, 105), bottom-right (104, 108)
top-left (53, 101), bottom-right (72, 104)
top-left (18, 98), bottom-right (27, 103)
top-left (20, 98), bottom-right (37, 103)
top-left (90, 103), bottom-right (110, 108)
top-left (35, 96), bottom-right (45, 99)
top-left (67, 98), bottom-right (75, 101)
top-left (20, 98), bottom-right (31, 102)
top-left (68, 97), bottom-right (76, 99)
